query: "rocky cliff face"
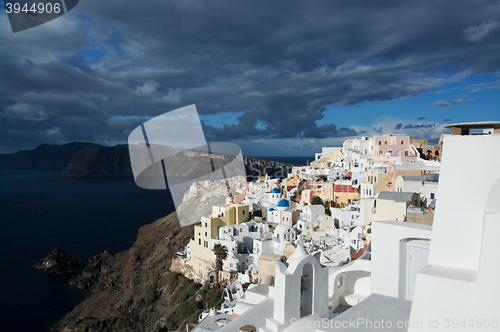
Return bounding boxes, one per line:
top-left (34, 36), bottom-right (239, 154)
top-left (175, 176), bottom-right (246, 226)
top-left (0, 142), bottom-right (97, 170)
top-left (61, 144), bottom-right (133, 177)
top-left (0, 142), bottom-right (299, 179)
top-left (51, 212), bottom-right (210, 332)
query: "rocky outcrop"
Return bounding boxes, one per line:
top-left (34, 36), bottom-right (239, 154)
top-left (35, 247), bottom-right (86, 274)
top-left (69, 250), bottom-right (116, 292)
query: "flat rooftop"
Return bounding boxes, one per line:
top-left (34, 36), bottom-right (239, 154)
top-left (445, 121), bottom-right (500, 129)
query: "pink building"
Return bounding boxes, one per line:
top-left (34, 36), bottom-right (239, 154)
top-left (373, 134), bottom-right (418, 162)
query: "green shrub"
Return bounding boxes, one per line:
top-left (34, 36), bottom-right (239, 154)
top-left (144, 284), bottom-right (158, 303)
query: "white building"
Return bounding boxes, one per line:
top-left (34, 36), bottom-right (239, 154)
top-left (330, 205), bottom-right (361, 228)
top-left (271, 223), bottom-right (297, 255)
top-left (205, 123), bottom-right (500, 332)
top-left (296, 204), bottom-right (324, 231)
top-left (343, 136), bottom-right (374, 154)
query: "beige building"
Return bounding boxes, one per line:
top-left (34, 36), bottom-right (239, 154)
top-left (386, 164), bottom-right (422, 191)
top-left (278, 210), bottom-right (300, 227)
top-left (258, 253), bottom-right (287, 281)
top-left (372, 192), bottom-right (420, 222)
top-left (301, 189), bottom-right (313, 204)
top-left (361, 167), bottom-right (387, 197)
top-left (320, 182), bottom-right (334, 201)
top-left (406, 211), bottom-right (434, 225)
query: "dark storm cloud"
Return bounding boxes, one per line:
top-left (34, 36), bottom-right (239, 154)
top-left (395, 123), bottom-right (403, 129)
top-left (1, 0), bottom-right (499, 152)
top-left (427, 99), bottom-right (473, 109)
top-left (418, 117), bottom-right (426, 120)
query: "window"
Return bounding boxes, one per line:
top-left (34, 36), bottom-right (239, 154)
top-left (405, 151), bottom-right (409, 157)
top-left (205, 222), bottom-right (207, 227)
top-left (378, 141), bottom-right (381, 145)
top-left (385, 141), bottom-right (388, 145)
top-left (221, 212), bottom-right (224, 217)
top-left (242, 210), bottom-right (245, 215)
top-left (199, 239), bottom-right (201, 245)
top-left (205, 232), bottom-right (207, 236)
top-left (401, 140), bottom-right (404, 145)
top-left (336, 197), bottom-right (339, 202)
top-left (430, 193), bottom-right (435, 199)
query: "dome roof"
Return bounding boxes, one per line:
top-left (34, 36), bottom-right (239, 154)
top-left (269, 208), bottom-right (275, 211)
top-left (277, 199), bottom-right (289, 207)
top-left (270, 188), bottom-right (280, 194)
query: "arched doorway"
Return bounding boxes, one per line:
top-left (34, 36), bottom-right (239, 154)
top-left (300, 263), bottom-right (314, 317)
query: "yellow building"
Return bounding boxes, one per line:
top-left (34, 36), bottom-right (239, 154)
top-left (189, 203), bottom-right (250, 265)
top-left (333, 180), bottom-right (360, 207)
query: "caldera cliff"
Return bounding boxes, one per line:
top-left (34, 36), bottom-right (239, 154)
top-left (51, 212), bottom-right (221, 332)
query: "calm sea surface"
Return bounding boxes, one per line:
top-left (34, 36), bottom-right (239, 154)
top-left (0, 156), bottom-right (308, 331)
top-left (0, 169), bottom-right (176, 331)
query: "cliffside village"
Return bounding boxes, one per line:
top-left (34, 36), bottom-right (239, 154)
top-left (172, 122), bottom-right (500, 332)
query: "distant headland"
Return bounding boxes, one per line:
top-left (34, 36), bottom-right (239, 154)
top-left (0, 142), bottom-right (300, 178)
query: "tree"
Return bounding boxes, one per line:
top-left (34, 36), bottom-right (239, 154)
top-left (212, 243), bottom-right (228, 287)
top-left (311, 195), bottom-right (324, 206)
top-left (324, 200), bottom-right (332, 216)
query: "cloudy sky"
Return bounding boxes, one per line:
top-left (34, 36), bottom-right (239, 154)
top-left (0, 0), bottom-right (499, 156)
